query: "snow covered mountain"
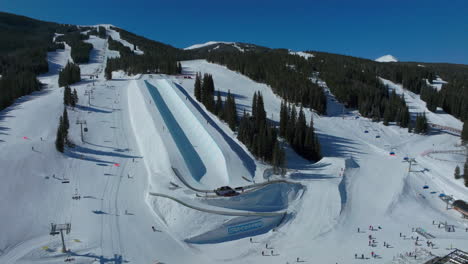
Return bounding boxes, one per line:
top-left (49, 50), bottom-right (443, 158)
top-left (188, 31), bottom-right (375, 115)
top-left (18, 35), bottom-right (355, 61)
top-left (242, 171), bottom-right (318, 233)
top-left (1, 12), bottom-right (467, 264)
top-left (375, 54), bottom-right (399, 62)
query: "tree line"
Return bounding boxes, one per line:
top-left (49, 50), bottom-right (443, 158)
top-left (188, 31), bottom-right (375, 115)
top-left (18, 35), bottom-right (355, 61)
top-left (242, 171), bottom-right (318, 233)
top-left (58, 62), bottom-right (81, 87)
top-left (204, 49), bottom-right (327, 115)
top-left (0, 12), bottom-right (77, 111)
top-left (193, 74), bottom-right (287, 173)
top-left (105, 27), bottom-right (186, 77)
top-left (55, 31), bottom-right (93, 64)
top-left (454, 158), bottom-right (468, 188)
top-left (279, 102), bottom-right (321, 161)
top-left (238, 92), bottom-right (286, 172)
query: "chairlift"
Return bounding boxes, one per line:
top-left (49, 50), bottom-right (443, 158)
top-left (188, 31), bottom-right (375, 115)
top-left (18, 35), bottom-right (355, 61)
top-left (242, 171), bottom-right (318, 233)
top-left (389, 151), bottom-right (395, 156)
top-left (61, 179), bottom-right (70, 184)
top-left (364, 130), bottom-right (369, 133)
top-left (84, 127), bottom-right (88, 132)
top-left (423, 185), bottom-right (429, 189)
top-left (376, 135), bottom-right (381, 138)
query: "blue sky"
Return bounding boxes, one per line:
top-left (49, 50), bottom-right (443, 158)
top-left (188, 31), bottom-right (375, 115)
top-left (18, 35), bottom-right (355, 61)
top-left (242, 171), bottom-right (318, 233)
top-left (2, 0), bottom-right (467, 64)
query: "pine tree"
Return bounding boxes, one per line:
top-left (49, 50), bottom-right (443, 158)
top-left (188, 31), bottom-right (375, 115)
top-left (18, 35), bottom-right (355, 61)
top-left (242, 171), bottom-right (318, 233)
top-left (383, 104), bottom-right (391, 126)
top-left (287, 106), bottom-right (296, 142)
top-left (464, 158), bottom-right (468, 187)
top-left (462, 122), bottom-right (468, 142)
top-left (105, 65), bottom-right (112, 80)
top-left (272, 141), bottom-right (282, 174)
top-left (55, 116), bottom-right (65, 153)
top-left (255, 92), bottom-right (266, 125)
top-left (279, 101), bottom-right (288, 137)
top-left (414, 113), bottom-right (428, 134)
top-left (455, 165), bottom-right (461, 179)
top-left (252, 92), bottom-right (257, 119)
top-left (64, 85), bottom-right (72, 106)
top-left (73, 89), bottom-right (79, 105)
top-left (194, 73), bottom-right (202, 101)
top-left (293, 107), bottom-right (306, 151)
top-left (62, 108), bottom-right (70, 145)
top-left (177, 62), bottom-right (182, 74)
top-left (215, 90), bottom-right (222, 117)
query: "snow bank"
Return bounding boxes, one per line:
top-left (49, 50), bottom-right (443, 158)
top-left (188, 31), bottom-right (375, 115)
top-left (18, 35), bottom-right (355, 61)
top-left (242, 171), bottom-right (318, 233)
top-left (127, 80), bottom-right (173, 188)
top-left (185, 215), bottom-right (285, 244)
top-left (201, 182), bottom-right (303, 212)
top-left (144, 79), bottom-right (230, 188)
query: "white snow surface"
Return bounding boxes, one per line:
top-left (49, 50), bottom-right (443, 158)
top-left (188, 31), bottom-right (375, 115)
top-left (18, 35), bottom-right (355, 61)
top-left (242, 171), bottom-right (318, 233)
top-left (289, 51), bottom-right (314, 59)
top-left (0, 34), bottom-right (467, 264)
top-left (376, 54), bottom-right (399, 62)
top-left (184, 41), bottom-right (246, 52)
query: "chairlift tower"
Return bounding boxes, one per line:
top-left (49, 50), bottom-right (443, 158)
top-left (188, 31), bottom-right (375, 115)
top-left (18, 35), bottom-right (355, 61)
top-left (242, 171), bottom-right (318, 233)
top-left (76, 119), bottom-right (87, 143)
top-left (84, 90), bottom-right (91, 106)
top-left (407, 158), bottom-right (417, 172)
top-left (50, 223), bottom-right (71, 252)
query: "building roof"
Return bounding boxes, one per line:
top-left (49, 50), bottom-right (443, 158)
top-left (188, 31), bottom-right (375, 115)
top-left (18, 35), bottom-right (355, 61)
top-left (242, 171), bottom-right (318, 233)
top-left (453, 200), bottom-right (468, 212)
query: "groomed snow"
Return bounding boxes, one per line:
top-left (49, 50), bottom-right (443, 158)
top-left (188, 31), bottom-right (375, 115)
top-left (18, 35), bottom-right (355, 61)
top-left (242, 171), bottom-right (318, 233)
top-left (0, 37), bottom-right (467, 264)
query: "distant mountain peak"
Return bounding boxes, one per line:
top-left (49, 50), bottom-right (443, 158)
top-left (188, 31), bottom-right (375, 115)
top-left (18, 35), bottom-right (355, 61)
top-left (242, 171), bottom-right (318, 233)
top-left (375, 55), bottom-right (398, 62)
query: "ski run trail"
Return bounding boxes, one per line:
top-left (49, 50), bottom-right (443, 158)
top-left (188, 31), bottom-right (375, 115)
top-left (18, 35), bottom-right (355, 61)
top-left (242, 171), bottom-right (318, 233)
top-left (0, 27), bottom-right (467, 264)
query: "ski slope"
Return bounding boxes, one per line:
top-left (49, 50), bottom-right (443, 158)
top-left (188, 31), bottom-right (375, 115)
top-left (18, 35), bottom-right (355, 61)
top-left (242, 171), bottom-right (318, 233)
top-left (0, 33), bottom-right (467, 264)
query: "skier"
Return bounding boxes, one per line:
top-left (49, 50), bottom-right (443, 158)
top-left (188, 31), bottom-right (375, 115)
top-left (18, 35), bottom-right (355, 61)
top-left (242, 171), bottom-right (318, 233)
top-left (271, 250), bottom-right (273, 256)
top-left (152, 226), bottom-right (156, 232)
top-left (250, 238), bottom-right (252, 243)
top-left (32, 146), bottom-right (34, 151)
top-left (355, 254), bottom-right (357, 259)
top-left (357, 227), bottom-right (360, 233)
top-left (262, 251), bottom-right (264, 256)
top-left (361, 254), bottom-right (364, 259)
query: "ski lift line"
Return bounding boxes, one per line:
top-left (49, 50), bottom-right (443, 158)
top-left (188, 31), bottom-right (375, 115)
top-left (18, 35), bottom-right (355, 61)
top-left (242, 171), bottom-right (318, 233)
top-left (148, 192), bottom-right (286, 217)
